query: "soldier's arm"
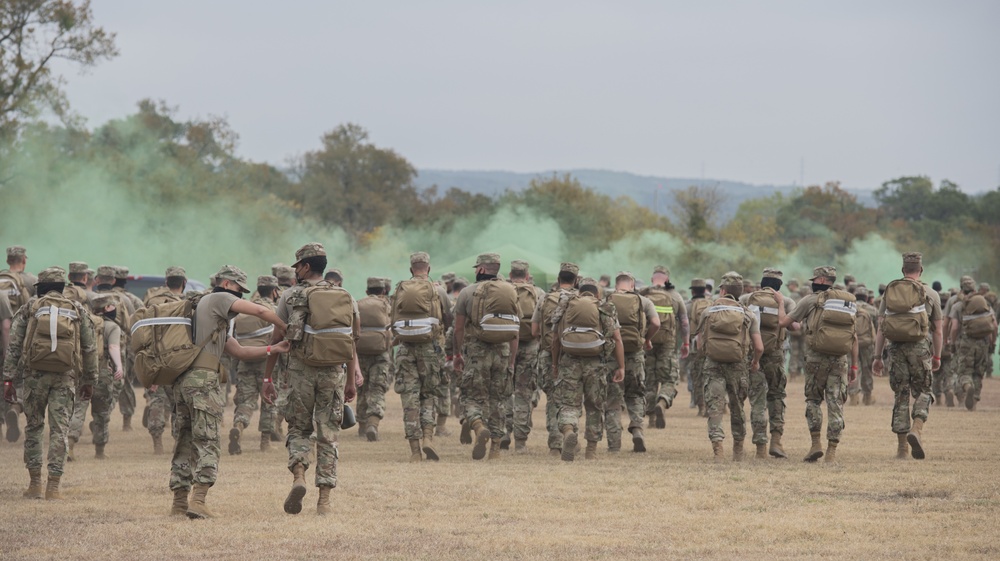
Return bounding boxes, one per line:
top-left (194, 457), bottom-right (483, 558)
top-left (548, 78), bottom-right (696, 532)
top-left (438, 287), bottom-right (453, 331)
top-left (232, 299), bottom-right (287, 336)
top-left (750, 332), bottom-right (764, 371)
top-left (1, 318), bottom-right (9, 365)
top-left (3, 310), bottom-right (27, 382)
top-left (508, 338), bottom-right (518, 370)
top-left (676, 296), bottom-right (690, 346)
top-left (79, 311), bottom-right (100, 387)
top-left (453, 314), bottom-right (466, 371)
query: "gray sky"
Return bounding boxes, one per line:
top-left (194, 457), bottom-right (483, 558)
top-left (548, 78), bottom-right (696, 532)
top-left (60, 0), bottom-right (1000, 192)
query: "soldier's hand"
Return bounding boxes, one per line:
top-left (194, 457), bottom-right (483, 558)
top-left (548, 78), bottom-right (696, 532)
top-left (750, 360), bottom-right (760, 373)
top-left (872, 358), bottom-right (883, 376)
top-left (680, 343), bottom-right (690, 359)
top-left (114, 369), bottom-right (124, 381)
top-left (344, 383), bottom-right (357, 403)
top-left (644, 339), bottom-right (653, 352)
top-left (770, 288), bottom-right (784, 303)
top-left (261, 379), bottom-right (278, 405)
top-left (354, 367), bottom-right (364, 388)
top-left (931, 356), bottom-right (941, 372)
top-left (272, 340), bottom-right (292, 354)
top-left (848, 367), bottom-right (858, 384)
top-left (612, 367), bottom-right (625, 383)
top-left (150, 384), bottom-right (158, 392)
top-left (79, 384), bottom-right (94, 401)
top-left (453, 354), bottom-right (465, 373)
top-left (3, 381), bottom-right (15, 404)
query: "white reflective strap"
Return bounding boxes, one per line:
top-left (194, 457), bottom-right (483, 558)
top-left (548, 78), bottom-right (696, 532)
top-left (236, 325), bottom-right (274, 340)
top-left (49, 305), bottom-right (58, 352)
top-left (706, 305), bottom-right (743, 314)
top-left (963, 312), bottom-right (993, 321)
top-left (561, 339), bottom-right (605, 350)
top-left (480, 314), bottom-right (520, 324)
top-left (130, 316), bottom-right (191, 336)
top-left (34, 307), bottom-right (79, 320)
top-left (361, 326), bottom-right (389, 332)
top-left (753, 306), bottom-right (779, 316)
top-left (396, 326), bottom-right (433, 336)
top-left (228, 319), bottom-right (235, 337)
top-left (822, 299), bottom-right (857, 316)
top-left (560, 326), bottom-right (606, 349)
top-left (304, 325), bottom-right (353, 335)
top-left (392, 318), bottom-right (439, 328)
top-left (885, 305), bottom-right (926, 316)
top-left (479, 314), bottom-right (520, 332)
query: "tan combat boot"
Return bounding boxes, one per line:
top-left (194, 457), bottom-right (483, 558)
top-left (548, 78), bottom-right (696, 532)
top-left (755, 443), bottom-right (767, 460)
top-left (365, 416), bottom-right (380, 442)
top-left (804, 432), bottom-right (824, 462)
top-left (122, 415), bottom-right (132, 432)
top-left (95, 443), bottom-right (107, 460)
top-left (187, 483), bottom-right (215, 519)
top-left (560, 425), bottom-right (578, 462)
top-left (769, 433), bottom-right (788, 459)
top-left (435, 414), bottom-right (451, 437)
top-left (260, 432), bottom-right (271, 452)
top-left (863, 392), bottom-right (873, 406)
top-left (907, 418), bottom-right (925, 460)
top-left (944, 390), bottom-right (954, 408)
top-left (408, 439), bottom-right (423, 463)
top-left (67, 438), bottom-right (76, 462)
top-left (24, 468), bottom-right (43, 499)
top-left (422, 426), bottom-right (440, 461)
top-left (631, 428), bottom-right (646, 453)
top-left (228, 422), bottom-right (245, 455)
top-left (459, 418), bottom-right (473, 445)
top-left (171, 488), bottom-right (189, 515)
top-left (964, 383), bottom-right (975, 410)
top-left (584, 440), bottom-right (598, 460)
top-left (317, 486), bottom-right (332, 516)
top-left (712, 441), bottom-right (725, 464)
top-left (848, 393), bottom-right (859, 406)
top-left (45, 475), bottom-right (62, 500)
top-left (284, 463), bottom-right (307, 515)
top-left (732, 440), bottom-right (745, 462)
top-left (152, 434), bottom-right (164, 455)
top-left (896, 433), bottom-right (908, 459)
top-left (357, 418), bottom-right (367, 439)
top-left (471, 419), bottom-right (490, 461)
top-left (514, 438), bottom-right (527, 454)
top-left (488, 439), bottom-right (502, 460)
top-left (824, 440), bottom-right (838, 463)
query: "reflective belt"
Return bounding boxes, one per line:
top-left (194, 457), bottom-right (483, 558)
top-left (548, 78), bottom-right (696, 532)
top-left (654, 305), bottom-right (674, 315)
top-left (885, 305), bottom-right (926, 316)
top-left (706, 305), bottom-right (743, 314)
top-left (35, 306), bottom-right (79, 352)
top-left (304, 325), bottom-right (353, 335)
top-left (753, 306), bottom-right (779, 316)
top-left (131, 317), bottom-right (191, 336)
top-left (361, 326), bottom-right (390, 332)
top-left (393, 317), bottom-right (439, 336)
top-left (560, 326), bottom-right (605, 349)
top-left (479, 314), bottom-right (520, 332)
top-left (963, 312), bottom-right (993, 322)
top-left (236, 325), bottom-right (274, 340)
top-left (822, 299), bottom-right (857, 316)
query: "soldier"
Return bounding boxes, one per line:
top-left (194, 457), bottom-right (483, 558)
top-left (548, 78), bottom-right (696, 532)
top-left (872, 253), bottom-right (943, 459)
top-left (606, 272), bottom-right (660, 453)
top-left (507, 260), bottom-right (546, 453)
top-left (0, 295), bottom-right (14, 441)
top-left (740, 268), bottom-right (796, 459)
top-left (698, 272), bottom-right (763, 462)
top-left (550, 277), bottom-right (625, 461)
top-left (65, 262), bottom-right (94, 303)
top-left (436, 272), bottom-right (457, 436)
top-left (229, 275), bottom-right (282, 454)
top-left (786, 278), bottom-right (805, 380)
top-left (851, 286), bottom-right (878, 406)
top-left (941, 276), bottom-right (972, 405)
top-left (3, 267), bottom-right (99, 500)
top-left (948, 276), bottom-right (997, 411)
top-left (139, 266), bottom-right (188, 454)
top-left (776, 266), bottom-right (859, 463)
top-left (981, 283), bottom-right (997, 378)
top-left (270, 264), bottom-right (296, 441)
top-left (93, 265), bottom-right (137, 431)
top-left (112, 266), bottom-right (145, 313)
top-left (686, 279), bottom-right (713, 418)
top-left (275, 265), bottom-right (296, 291)
top-left (356, 277), bottom-right (393, 442)
top-left (390, 252), bottom-right (452, 462)
top-left (324, 269), bottom-right (344, 287)
top-left (262, 245), bottom-right (358, 516)
top-left (1, 245), bottom-right (37, 306)
top-left (531, 263), bottom-right (580, 455)
top-left (453, 253), bottom-right (520, 461)
top-left (639, 266), bottom-right (690, 429)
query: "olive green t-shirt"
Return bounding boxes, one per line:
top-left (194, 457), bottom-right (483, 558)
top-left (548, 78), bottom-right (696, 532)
top-left (194, 292), bottom-right (239, 361)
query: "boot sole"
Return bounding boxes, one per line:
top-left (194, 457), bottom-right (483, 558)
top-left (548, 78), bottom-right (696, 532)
top-left (365, 427), bottom-right (378, 442)
top-left (284, 484), bottom-right (307, 514)
top-left (499, 438), bottom-right (511, 450)
top-left (561, 432), bottom-right (578, 462)
top-left (472, 430), bottom-right (490, 460)
top-left (460, 421), bottom-right (473, 445)
top-left (803, 451), bottom-right (824, 462)
top-left (186, 509), bottom-right (211, 520)
top-left (6, 411), bottom-right (20, 442)
top-left (228, 428), bottom-right (241, 455)
top-left (907, 433), bottom-right (925, 460)
top-left (632, 434), bottom-right (646, 453)
top-left (422, 445), bottom-right (440, 461)
top-left (655, 406), bottom-right (666, 429)
top-left (141, 406), bottom-right (150, 429)
top-left (769, 448), bottom-right (788, 459)
top-left (965, 390), bottom-right (976, 411)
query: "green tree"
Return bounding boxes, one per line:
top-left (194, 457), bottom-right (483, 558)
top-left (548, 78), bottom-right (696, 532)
top-left (671, 185), bottom-right (721, 243)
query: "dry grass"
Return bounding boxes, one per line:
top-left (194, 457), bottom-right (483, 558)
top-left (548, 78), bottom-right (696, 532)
top-left (2, 375), bottom-right (999, 561)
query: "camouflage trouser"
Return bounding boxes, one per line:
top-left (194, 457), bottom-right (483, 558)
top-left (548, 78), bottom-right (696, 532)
top-left (848, 344), bottom-right (875, 396)
top-left (510, 340), bottom-right (539, 441)
top-left (704, 359), bottom-right (748, 443)
top-left (233, 360), bottom-right (276, 434)
top-left (461, 339), bottom-right (512, 440)
top-left (69, 368), bottom-right (121, 445)
top-left (609, 351), bottom-right (646, 435)
top-left (887, 340), bottom-right (933, 433)
top-left (690, 352), bottom-right (707, 409)
top-left (394, 342), bottom-right (442, 441)
top-left (555, 354), bottom-right (607, 443)
top-left (788, 335), bottom-right (806, 376)
top-left (537, 349), bottom-right (561, 450)
top-left (284, 356), bottom-right (345, 488)
top-left (274, 354), bottom-right (291, 415)
top-left (23, 371), bottom-right (76, 476)
top-left (170, 368), bottom-right (224, 490)
top-left (956, 335), bottom-right (990, 403)
top-left (804, 350), bottom-right (848, 442)
top-left (118, 370), bottom-right (136, 419)
top-left (435, 354), bottom-right (451, 417)
top-left (933, 354), bottom-right (955, 398)
top-left (357, 352), bottom-right (390, 421)
top-left (749, 360), bottom-right (768, 445)
top-left (145, 385), bottom-right (173, 438)
top-left (644, 343), bottom-right (678, 411)
top-left (761, 349), bottom-right (786, 436)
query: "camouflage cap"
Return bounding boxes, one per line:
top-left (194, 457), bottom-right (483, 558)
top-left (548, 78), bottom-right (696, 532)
top-left (510, 260), bottom-right (529, 273)
top-left (474, 253), bottom-right (501, 267)
top-left (85, 268), bottom-right (95, 276)
top-left (293, 242), bottom-right (326, 266)
top-left (274, 265), bottom-right (295, 283)
top-left (690, 278), bottom-right (706, 289)
top-left (762, 267), bottom-right (783, 280)
top-left (69, 261), bottom-right (89, 274)
top-left (788, 278), bottom-right (800, 285)
top-left (441, 272), bottom-right (456, 283)
top-left (214, 264), bottom-right (250, 293)
top-left (256, 275), bottom-right (278, 288)
top-left (843, 274), bottom-right (856, 284)
top-left (961, 277), bottom-right (976, 291)
top-left (96, 265), bottom-right (116, 278)
top-left (810, 266), bottom-right (836, 281)
top-left (559, 262), bottom-right (580, 275)
top-left (382, 277), bottom-right (392, 290)
top-left (721, 271), bottom-right (743, 286)
top-left (980, 282), bottom-right (991, 291)
top-left (6, 246), bottom-right (26, 259)
top-left (409, 251), bottom-right (430, 265)
top-left (367, 277), bottom-right (383, 289)
top-left (855, 283), bottom-right (868, 291)
top-left (652, 265), bottom-right (670, 276)
top-left (878, 283), bottom-right (887, 291)
top-left (271, 263), bottom-right (286, 276)
top-left (615, 271), bottom-right (635, 281)
top-left (113, 266), bottom-right (129, 280)
top-left (165, 266), bottom-right (186, 278)
top-left (36, 266), bottom-right (66, 285)
top-left (579, 277), bottom-right (599, 287)
top-left (902, 252), bottom-right (922, 264)
top-left (91, 293), bottom-right (116, 309)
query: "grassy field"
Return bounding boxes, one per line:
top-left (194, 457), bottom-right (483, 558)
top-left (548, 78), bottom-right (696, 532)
top-left (1, 375), bottom-right (999, 561)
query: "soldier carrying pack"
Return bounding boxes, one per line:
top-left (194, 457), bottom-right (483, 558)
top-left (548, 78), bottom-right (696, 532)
top-left (559, 292), bottom-right (605, 357)
top-left (609, 291), bottom-right (646, 353)
top-left (881, 278), bottom-right (928, 343)
top-left (130, 294), bottom-right (224, 387)
top-left (24, 291), bottom-right (83, 374)
top-left (807, 288), bottom-right (857, 355)
top-left (468, 279), bottom-right (520, 344)
top-left (391, 278), bottom-right (442, 344)
top-left (703, 300), bottom-right (750, 363)
top-left (962, 293), bottom-right (994, 339)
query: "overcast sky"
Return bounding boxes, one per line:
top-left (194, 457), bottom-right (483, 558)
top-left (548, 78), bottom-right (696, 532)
top-left (59, 1), bottom-right (1000, 192)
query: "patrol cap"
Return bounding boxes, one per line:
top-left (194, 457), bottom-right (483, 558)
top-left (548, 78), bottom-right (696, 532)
top-left (293, 242), bottom-right (326, 267)
top-left (788, 278), bottom-right (800, 285)
top-left (579, 277), bottom-right (599, 288)
top-left (559, 262), bottom-right (579, 275)
top-left (510, 260), bottom-right (529, 273)
top-left (980, 282), bottom-right (991, 292)
top-left (410, 252), bottom-right (430, 265)
top-left (441, 272), bottom-right (456, 283)
top-left (382, 277), bottom-right (392, 291)
top-left (902, 252), bottom-right (922, 264)
top-left (367, 277), bottom-right (383, 289)
top-left (961, 277), bottom-right (976, 291)
top-left (652, 265), bottom-right (670, 276)
top-left (474, 253), bottom-right (501, 267)
top-left (113, 266), bottom-right (129, 280)
top-left (97, 265), bottom-right (116, 278)
top-left (690, 278), bottom-right (706, 289)
top-left (91, 293), bottom-right (116, 309)
top-left (214, 265), bottom-right (250, 293)
top-left (68, 262), bottom-right (88, 274)
top-left (36, 266), bottom-right (67, 285)
top-left (165, 266), bottom-right (187, 278)
top-left (327, 268), bottom-right (343, 279)
top-left (810, 266), bottom-right (836, 282)
top-left (762, 268), bottom-right (783, 280)
top-left (6, 246), bottom-right (26, 259)
top-left (256, 275), bottom-right (278, 288)
top-left (615, 271), bottom-right (635, 282)
top-left (85, 268), bottom-right (95, 277)
top-left (271, 263), bottom-right (286, 276)
top-left (274, 265), bottom-right (295, 283)
top-left (720, 271), bottom-right (743, 286)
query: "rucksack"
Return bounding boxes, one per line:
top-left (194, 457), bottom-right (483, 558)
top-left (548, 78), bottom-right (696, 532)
top-left (91, 313), bottom-right (107, 369)
top-left (357, 295), bottom-right (392, 355)
top-left (855, 306), bottom-right (875, 347)
top-left (469, 280), bottom-right (520, 344)
top-left (23, 292), bottom-right (83, 374)
top-left (0, 271), bottom-right (28, 312)
top-left (807, 289), bottom-right (857, 356)
top-left (746, 290), bottom-right (783, 353)
top-left (703, 300), bottom-right (749, 363)
top-left (300, 283), bottom-right (356, 366)
top-left (643, 287), bottom-right (676, 346)
top-left (144, 286), bottom-right (182, 307)
top-left (130, 295), bottom-right (222, 387)
top-left (881, 278), bottom-right (928, 343)
top-left (391, 278), bottom-right (442, 344)
top-left (962, 294), bottom-right (994, 339)
top-left (609, 292), bottom-right (646, 353)
top-left (231, 299), bottom-right (276, 362)
top-left (559, 293), bottom-right (605, 357)
top-left (689, 298), bottom-right (712, 354)
top-left (539, 289), bottom-right (565, 349)
top-left (515, 284), bottom-right (539, 342)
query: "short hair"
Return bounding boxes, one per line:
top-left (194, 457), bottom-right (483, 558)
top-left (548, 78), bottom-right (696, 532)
top-left (453, 280), bottom-right (468, 292)
top-left (557, 271), bottom-right (577, 285)
top-left (579, 283), bottom-right (599, 297)
top-left (68, 272), bottom-right (86, 282)
top-left (931, 281), bottom-right (942, 292)
top-left (257, 285), bottom-right (278, 299)
top-left (6, 255), bottom-right (24, 266)
top-left (324, 270), bottom-right (343, 283)
top-left (480, 263), bottom-right (500, 275)
top-left (366, 287), bottom-right (386, 296)
top-left (166, 276), bottom-right (186, 290)
top-left (722, 284), bottom-right (743, 298)
top-left (509, 269), bottom-right (527, 280)
top-left (691, 287), bottom-right (707, 298)
top-left (301, 255), bottom-right (327, 275)
top-left (410, 262), bottom-right (430, 273)
top-left (902, 262), bottom-right (921, 275)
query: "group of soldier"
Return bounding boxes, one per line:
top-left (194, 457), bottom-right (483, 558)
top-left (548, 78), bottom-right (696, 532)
top-left (2, 243), bottom-right (997, 518)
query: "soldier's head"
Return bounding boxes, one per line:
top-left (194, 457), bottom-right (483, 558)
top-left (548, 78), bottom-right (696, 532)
top-left (166, 266), bottom-right (187, 291)
top-left (615, 271), bottom-right (635, 292)
top-left (901, 252), bottom-right (923, 278)
top-left (598, 274), bottom-right (611, 288)
top-left (452, 278), bottom-right (468, 293)
top-left (256, 275), bottom-right (280, 301)
top-left (275, 266), bottom-right (295, 288)
top-left (810, 266), bottom-right (836, 291)
top-left (651, 265), bottom-right (670, 287)
top-left (510, 261), bottom-right (529, 282)
top-left (690, 278), bottom-right (707, 298)
top-left (5, 246), bottom-right (27, 270)
top-left (293, 243), bottom-right (327, 281)
top-left (441, 272), bottom-right (456, 291)
top-left (325, 269), bottom-right (343, 287)
top-left (787, 278), bottom-right (800, 291)
top-left (979, 282), bottom-right (990, 295)
top-left (760, 268), bottom-right (783, 292)
top-left (932, 281), bottom-right (942, 292)
top-left (91, 293), bottom-right (117, 318)
top-left (473, 253), bottom-right (501, 279)
top-left (366, 277), bottom-right (385, 297)
top-left (410, 252), bottom-right (431, 277)
top-left (95, 265), bottom-right (116, 287)
top-left (35, 267), bottom-right (67, 296)
top-left (382, 277), bottom-right (392, 294)
top-left (557, 262), bottom-right (579, 287)
top-left (719, 272), bottom-right (743, 298)
top-left (213, 265), bottom-right (251, 296)
top-left (960, 276), bottom-right (975, 295)
top-left (579, 277), bottom-right (600, 297)
top-left (113, 266), bottom-right (129, 288)
top-left (68, 262), bottom-right (89, 285)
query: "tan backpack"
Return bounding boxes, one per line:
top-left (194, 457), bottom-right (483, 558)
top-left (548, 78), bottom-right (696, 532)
top-left (144, 286), bottom-right (182, 307)
top-left (0, 271), bottom-right (28, 311)
top-left (300, 283), bottom-right (356, 366)
top-left (231, 300), bottom-right (276, 362)
top-left (609, 292), bottom-right (646, 353)
top-left (131, 295), bottom-right (222, 387)
top-left (357, 295), bottom-right (391, 355)
top-left (881, 278), bottom-right (928, 343)
top-left (91, 313), bottom-right (107, 370)
top-left (643, 287), bottom-right (676, 346)
top-left (703, 300), bottom-right (749, 363)
top-left (23, 293), bottom-right (83, 374)
top-left (469, 280), bottom-right (520, 344)
top-left (962, 294), bottom-right (994, 339)
top-left (855, 306), bottom-right (875, 347)
top-left (746, 290), bottom-right (783, 353)
top-left (391, 279), bottom-right (442, 344)
top-left (807, 289), bottom-right (857, 356)
top-left (559, 293), bottom-right (604, 357)
top-left (538, 290), bottom-right (564, 349)
top-left (515, 284), bottom-right (539, 342)
top-left (689, 297), bottom-right (712, 354)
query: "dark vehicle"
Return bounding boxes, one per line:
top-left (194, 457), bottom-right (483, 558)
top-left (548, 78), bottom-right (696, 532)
top-left (125, 275), bottom-right (207, 301)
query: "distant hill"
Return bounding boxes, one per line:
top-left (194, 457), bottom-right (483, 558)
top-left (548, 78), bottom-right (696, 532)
top-left (414, 169), bottom-right (877, 222)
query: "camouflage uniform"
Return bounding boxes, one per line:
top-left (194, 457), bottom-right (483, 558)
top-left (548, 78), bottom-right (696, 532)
top-left (787, 284), bottom-right (807, 378)
top-left (640, 273), bottom-right (687, 413)
top-left (111, 267), bottom-right (142, 424)
top-left (685, 279), bottom-right (712, 416)
top-left (531, 265), bottom-right (579, 451)
top-left (231, 291), bottom-right (280, 436)
top-left (852, 300), bottom-right (878, 401)
top-left (357, 352), bottom-right (390, 422)
top-left (142, 273), bottom-right (187, 442)
top-left (509, 270), bottom-right (544, 445)
top-left (171, 368), bottom-right (227, 490)
top-left (605, 351), bottom-right (646, 448)
top-left (69, 313), bottom-right (125, 449)
top-left (700, 292), bottom-right (759, 444)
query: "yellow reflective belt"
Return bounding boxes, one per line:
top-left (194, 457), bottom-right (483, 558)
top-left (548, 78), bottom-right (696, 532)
top-left (655, 306), bottom-right (674, 315)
